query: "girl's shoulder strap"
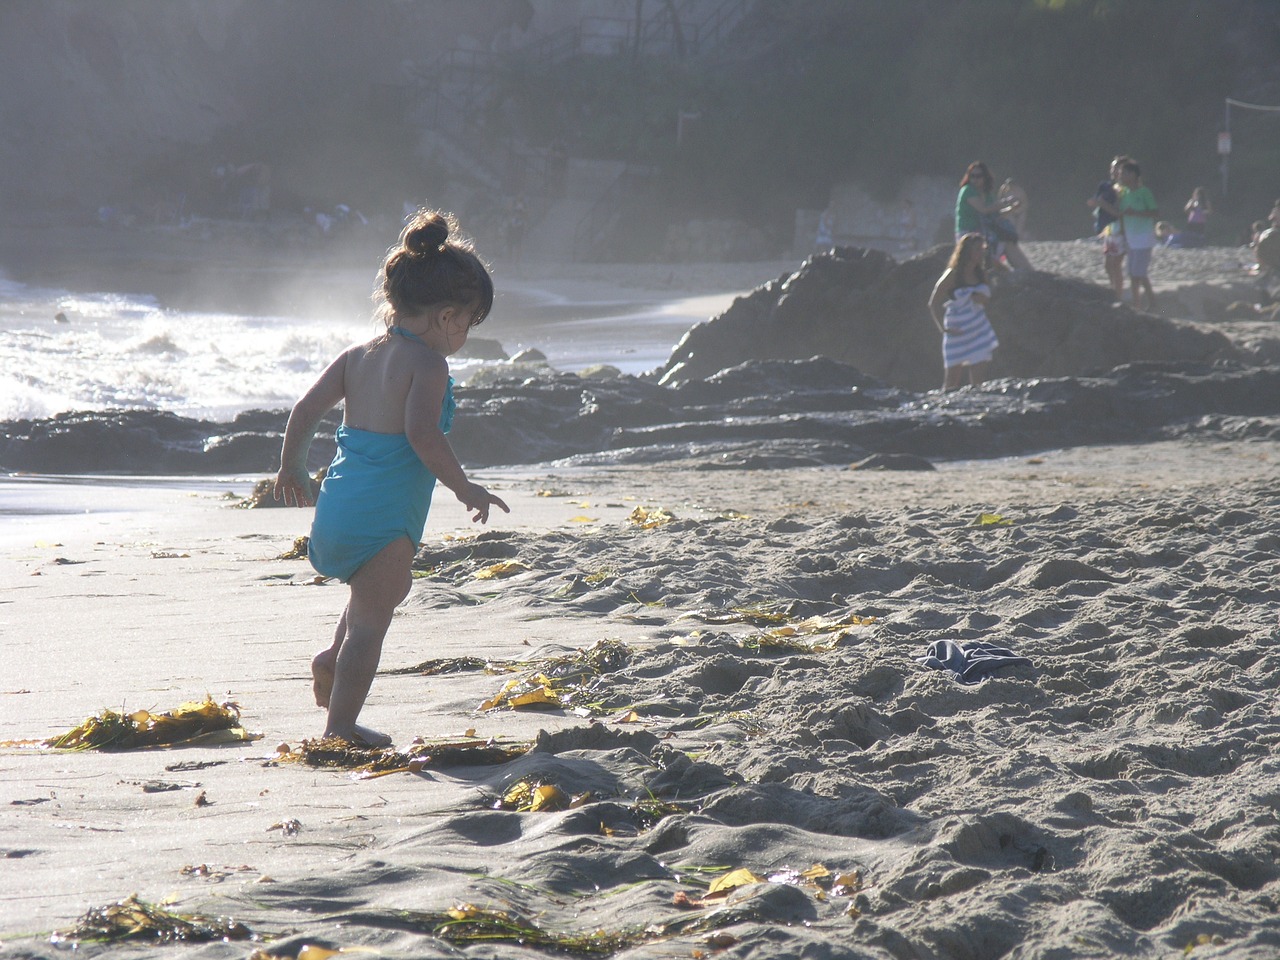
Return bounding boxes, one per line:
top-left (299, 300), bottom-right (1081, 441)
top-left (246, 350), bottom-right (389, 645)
top-left (389, 325), bottom-right (426, 345)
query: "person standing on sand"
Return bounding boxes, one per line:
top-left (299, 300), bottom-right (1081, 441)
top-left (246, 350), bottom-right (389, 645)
top-left (273, 209), bottom-right (510, 747)
top-left (1182, 186), bottom-right (1211, 245)
top-left (1113, 161), bottom-right (1159, 310)
top-left (1086, 155), bottom-right (1128, 301)
top-left (929, 233), bottom-right (999, 391)
top-left (815, 207), bottom-right (835, 253)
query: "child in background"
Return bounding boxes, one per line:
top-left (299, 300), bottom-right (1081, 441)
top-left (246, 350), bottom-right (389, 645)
top-left (274, 209), bottom-right (509, 746)
top-left (1183, 186), bottom-right (1211, 244)
top-left (929, 232), bottom-right (999, 391)
top-left (1116, 161), bottom-right (1159, 311)
top-left (1086, 155), bottom-right (1128, 301)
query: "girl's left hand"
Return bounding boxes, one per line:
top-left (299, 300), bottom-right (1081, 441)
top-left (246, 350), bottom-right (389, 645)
top-left (273, 467), bottom-right (315, 507)
top-left (457, 481), bottom-right (511, 524)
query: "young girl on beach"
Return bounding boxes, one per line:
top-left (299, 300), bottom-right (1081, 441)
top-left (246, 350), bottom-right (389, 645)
top-left (929, 233), bottom-right (998, 391)
top-left (274, 209), bottom-right (509, 746)
top-left (1183, 186), bottom-right (1211, 244)
top-left (1087, 155), bottom-right (1129, 301)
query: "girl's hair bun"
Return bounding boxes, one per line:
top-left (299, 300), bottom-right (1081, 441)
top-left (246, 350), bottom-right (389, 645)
top-left (376, 208), bottom-right (493, 329)
top-left (404, 213), bottom-right (450, 255)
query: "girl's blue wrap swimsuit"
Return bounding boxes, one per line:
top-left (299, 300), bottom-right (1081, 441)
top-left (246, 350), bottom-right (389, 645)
top-left (308, 327), bottom-right (456, 582)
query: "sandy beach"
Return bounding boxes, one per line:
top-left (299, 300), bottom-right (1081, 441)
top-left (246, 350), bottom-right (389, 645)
top-left (3, 247), bottom-right (1280, 958)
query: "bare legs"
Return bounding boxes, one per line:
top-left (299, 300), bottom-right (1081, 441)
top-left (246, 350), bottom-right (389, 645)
top-left (1104, 254), bottom-right (1125, 300)
top-left (310, 537), bottom-right (415, 746)
top-left (311, 607), bottom-right (346, 708)
top-left (943, 361), bottom-right (990, 391)
top-left (1130, 274), bottom-right (1155, 312)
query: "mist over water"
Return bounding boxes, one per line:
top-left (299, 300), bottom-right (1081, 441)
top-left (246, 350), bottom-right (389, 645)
top-left (0, 271), bottom-right (734, 424)
top-left (0, 275), bottom-right (368, 422)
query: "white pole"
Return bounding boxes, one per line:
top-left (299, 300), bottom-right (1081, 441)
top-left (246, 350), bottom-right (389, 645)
top-left (1222, 99), bottom-right (1230, 198)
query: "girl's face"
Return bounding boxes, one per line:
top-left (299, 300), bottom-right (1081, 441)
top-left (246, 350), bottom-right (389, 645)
top-left (445, 298), bottom-right (488, 355)
top-left (412, 300), bottom-right (479, 356)
top-left (438, 303), bottom-right (476, 356)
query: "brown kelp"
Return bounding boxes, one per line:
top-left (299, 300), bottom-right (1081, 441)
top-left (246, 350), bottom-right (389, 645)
top-left (279, 734), bottom-right (532, 776)
top-left (25, 697), bottom-right (256, 751)
top-left (51, 894), bottom-right (254, 945)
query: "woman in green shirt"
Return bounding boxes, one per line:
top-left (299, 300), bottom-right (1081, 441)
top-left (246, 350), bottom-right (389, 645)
top-left (955, 161), bottom-right (1032, 270)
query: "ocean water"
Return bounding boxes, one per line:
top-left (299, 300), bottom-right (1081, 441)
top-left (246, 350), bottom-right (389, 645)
top-left (0, 272), bottom-right (728, 424)
top-left (0, 274), bottom-right (361, 422)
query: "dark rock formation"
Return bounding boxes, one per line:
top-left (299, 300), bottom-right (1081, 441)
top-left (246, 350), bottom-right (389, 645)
top-left (656, 247), bottom-right (1240, 392)
top-left (5, 357), bottom-right (1278, 476)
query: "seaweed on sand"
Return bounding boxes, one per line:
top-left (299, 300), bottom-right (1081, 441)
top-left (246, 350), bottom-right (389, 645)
top-left (479, 639), bottom-right (632, 713)
top-left (327, 888), bottom-right (800, 956)
top-left (382, 655), bottom-right (520, 676)
top-left (29, 697), bottom-right (255, 751)
top-left (51, 894), bottom-right (255, 945)
top-left (324, 904), bottom-right (648, 955)
top-left (281, 734), bottom-right (532, 775)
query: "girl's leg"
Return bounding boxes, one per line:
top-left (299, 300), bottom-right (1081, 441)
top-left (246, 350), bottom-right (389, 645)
top-left (1104, 255), bottom-right (1125, 298)
top-left (311, 606), bottom-right (348, 708)
top-left (943, 364), bottom-right (965, 391)
top-left (1004, 242), bottom-right (1033, 271)
top-left (324, 537), bottom-right (416, 745)
top-left (1130, 274), bottom-right (1146, 310)
top-left (968, 360), bottom-right (991, 386)
top-left (1139, 277), bottom-right (1155, 309)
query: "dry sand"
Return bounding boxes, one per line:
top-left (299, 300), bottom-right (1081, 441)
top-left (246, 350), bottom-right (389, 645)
top-left (2, 249), bottom-right (1280, 958)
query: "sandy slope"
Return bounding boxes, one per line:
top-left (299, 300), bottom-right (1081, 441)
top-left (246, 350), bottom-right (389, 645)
top-left (2, 432), bottom-right (1278, 957)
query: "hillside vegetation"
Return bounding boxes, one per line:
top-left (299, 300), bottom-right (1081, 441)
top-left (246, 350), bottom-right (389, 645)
top-left (494, 0), bottom-right (1280, 241)
top-left (3, 0), bottom-right (1278, 249)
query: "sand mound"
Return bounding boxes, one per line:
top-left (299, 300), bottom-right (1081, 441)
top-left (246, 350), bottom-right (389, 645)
top-left (656, 246), bottom-right (1247, 391)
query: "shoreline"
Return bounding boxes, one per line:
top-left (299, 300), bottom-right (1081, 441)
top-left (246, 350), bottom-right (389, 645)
top-left (5, 432), bottom-right (1277, 530)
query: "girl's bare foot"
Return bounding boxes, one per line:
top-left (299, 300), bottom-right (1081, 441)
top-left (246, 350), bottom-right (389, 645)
top-left (324, 723), bottom-right (392, 748)
top-left (311, 649), bottom-right (336, 708)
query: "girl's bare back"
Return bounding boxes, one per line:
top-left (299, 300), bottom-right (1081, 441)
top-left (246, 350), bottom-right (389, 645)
top-left (341, 335), bottom-right (448, 435)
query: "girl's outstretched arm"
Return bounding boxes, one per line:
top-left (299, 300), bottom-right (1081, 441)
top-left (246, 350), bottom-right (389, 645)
top-left (404, 354), bottom-right (510, 524)
top-left (274, 351), bottom-right (349, 507)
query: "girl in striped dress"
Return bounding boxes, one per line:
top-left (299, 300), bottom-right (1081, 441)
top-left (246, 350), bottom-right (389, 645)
top-left (928, 232), bottom-right (998, 391)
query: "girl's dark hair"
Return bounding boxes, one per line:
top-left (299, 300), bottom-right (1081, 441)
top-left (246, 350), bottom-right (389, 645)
top-left (376, 209), bottom-right (493, 328)
top-left (961, 161), bottom-right (992, 188)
